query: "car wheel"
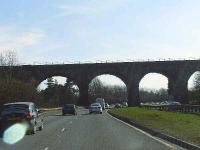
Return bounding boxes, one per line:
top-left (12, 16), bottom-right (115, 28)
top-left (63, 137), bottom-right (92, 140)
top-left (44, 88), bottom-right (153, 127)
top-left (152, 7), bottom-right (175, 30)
top-left (30, 125), bottom-right (36, 134)
top-left (38, 123), bottom-right (43, 131)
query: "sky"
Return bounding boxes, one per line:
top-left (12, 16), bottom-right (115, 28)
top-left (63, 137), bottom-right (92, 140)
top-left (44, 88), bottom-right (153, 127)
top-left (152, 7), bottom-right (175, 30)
top-left (0, 0), bottom-right (200, 89)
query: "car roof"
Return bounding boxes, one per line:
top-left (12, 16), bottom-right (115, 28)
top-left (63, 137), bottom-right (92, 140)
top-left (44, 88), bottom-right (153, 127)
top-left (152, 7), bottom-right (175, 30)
top-left (64, 104), bottom-right (75, 107)
top-left (91, 103), bottom-right (101, 106)
top-left (4, 102), bottom-right (34, 106)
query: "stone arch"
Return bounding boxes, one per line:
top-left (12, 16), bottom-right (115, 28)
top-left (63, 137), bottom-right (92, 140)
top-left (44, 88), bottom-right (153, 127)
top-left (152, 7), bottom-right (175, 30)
top-left (127, 71), bottom-right (170, 106)
top-left (88, 71), bottom-right (128, 87)
top-left (187, 71), bottom-right (200, 104)
top-left (188, 71), bottom-right (200, 90)
top-left (139, 72), bottom-right (169, 103)
top-left (88, 74), bottom-right (127, 104)
top-left (36, 72), bottom-right (79, 87)
top-left (139, 72), bottom-right (169, 89)
top-left (37, 75), bottom-right (80, 106)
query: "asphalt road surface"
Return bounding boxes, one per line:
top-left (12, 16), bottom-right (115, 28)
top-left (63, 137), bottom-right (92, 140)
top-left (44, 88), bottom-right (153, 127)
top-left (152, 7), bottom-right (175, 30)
top-left (0, 107), bottom-right (183, 150)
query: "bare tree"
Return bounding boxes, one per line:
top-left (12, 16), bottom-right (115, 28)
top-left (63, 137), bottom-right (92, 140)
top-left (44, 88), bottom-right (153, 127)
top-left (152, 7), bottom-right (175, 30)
top-left (194, 72), bottom-right (200, 91)
top-left (0, 53), bottom-right (6, 66)
top-left (0, 50), bottom-right (18, 66)
top-left (5, 50), bottom-right (18, 66)
top-left (88, 78), bottom-right (127, 104)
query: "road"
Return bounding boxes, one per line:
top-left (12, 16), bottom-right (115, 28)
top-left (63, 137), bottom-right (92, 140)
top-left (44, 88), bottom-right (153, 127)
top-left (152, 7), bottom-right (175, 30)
top-left (0, 107), bottom-right (182, 150)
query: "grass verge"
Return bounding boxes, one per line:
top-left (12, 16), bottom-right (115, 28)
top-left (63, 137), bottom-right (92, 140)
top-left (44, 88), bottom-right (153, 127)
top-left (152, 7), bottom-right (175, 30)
top-left (110, 107), bottom-right (200, 146)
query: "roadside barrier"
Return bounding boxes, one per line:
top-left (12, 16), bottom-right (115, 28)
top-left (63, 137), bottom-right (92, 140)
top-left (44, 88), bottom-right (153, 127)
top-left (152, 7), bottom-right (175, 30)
top-left (141, 105), bottom-right (200, 113)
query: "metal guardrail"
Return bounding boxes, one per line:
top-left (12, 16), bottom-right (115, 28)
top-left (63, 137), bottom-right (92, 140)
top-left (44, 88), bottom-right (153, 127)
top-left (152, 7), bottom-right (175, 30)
top-left (141, 105), bottom-right (200, 113)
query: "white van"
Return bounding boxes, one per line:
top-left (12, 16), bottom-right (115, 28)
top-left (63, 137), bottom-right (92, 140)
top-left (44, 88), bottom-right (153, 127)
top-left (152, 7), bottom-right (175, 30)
top-left (95, 98), bottom-right (105, 110)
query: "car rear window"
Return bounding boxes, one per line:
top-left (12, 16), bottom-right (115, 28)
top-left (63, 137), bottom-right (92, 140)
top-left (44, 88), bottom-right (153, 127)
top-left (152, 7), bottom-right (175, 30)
top-left (91, 103), bottom-right (100, 107)
top-left (64, 104), bottom-right (74, 108)
top-left (2, 104), bottom-right (29, 112)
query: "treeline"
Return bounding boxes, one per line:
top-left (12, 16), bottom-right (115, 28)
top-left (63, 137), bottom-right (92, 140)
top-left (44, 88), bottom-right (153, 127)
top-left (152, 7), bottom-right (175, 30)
top-left (0, 78), bottom-right (40, 106)
top-left (139, 88), bottom-right (172, 102)
top-left (188, 72), bottom-right (200, 104)
top-left (0, 50), bottom-right (39, 107)
top-left (39, 77), bottom-right (79, 107)
top-left (0, 76), bottom-right (79, 107)
top-left (88, 78), bottom-right (127, 104)
top-left (0, 50), bottom-right (80, 107)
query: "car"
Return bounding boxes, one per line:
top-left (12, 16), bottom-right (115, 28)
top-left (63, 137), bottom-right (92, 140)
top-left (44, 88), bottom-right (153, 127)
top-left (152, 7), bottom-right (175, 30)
top-left (105, 103), bottom-right (110, 109)
top-left (89, 103), bottom-right (102, 114)
top-left (168, 101), bottom-right (181, 106)
top-left (95, 98), bottom-right (105, 110)
top-left (160, 101), bottom-right (181, 106)
top-left (0, 102), bottom-right (43, 135)
top-left (62, 104), bottom-right (77, 115)
top-left (115, 103), bottom-right (122, 108)
top-left (122, 102), bottom-right (128, 107)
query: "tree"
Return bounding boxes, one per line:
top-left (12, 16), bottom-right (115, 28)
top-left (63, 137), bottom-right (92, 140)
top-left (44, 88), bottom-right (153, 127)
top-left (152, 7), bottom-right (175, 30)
top-left (88, 78), bottom-right (104, 102)
top-left (188, 72), bottom-right (200, 104)
top-left (5, 50), bottom-right (18, 66)
top-left (46, 77), bottom-right (55, 89)
top-left (64, 78), bottom-right (75, 90)
top-left (0, 50), bottom-right (18, 66)
top-left (0, 78), bottom-right (40, 106)
top-left (194, 72), bottom-right (200, 91)
top-left (0, 53), bottom-right (6, 66)
top-left (88, 78), bottom-right (127, 104)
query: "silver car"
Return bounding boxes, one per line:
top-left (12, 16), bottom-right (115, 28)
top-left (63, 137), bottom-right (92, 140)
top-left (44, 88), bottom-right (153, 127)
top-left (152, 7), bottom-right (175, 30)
top-left (89, 103), bottom-right (103, 114)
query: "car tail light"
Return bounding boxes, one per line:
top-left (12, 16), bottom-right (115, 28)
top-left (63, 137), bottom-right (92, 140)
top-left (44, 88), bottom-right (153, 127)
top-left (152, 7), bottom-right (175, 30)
top-left (26, 111), bottom-right (33, 119)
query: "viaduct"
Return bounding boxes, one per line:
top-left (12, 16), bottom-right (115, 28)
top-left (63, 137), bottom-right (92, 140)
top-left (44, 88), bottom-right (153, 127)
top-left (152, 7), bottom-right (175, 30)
top-left (0, 60), bottom-right (200, 106)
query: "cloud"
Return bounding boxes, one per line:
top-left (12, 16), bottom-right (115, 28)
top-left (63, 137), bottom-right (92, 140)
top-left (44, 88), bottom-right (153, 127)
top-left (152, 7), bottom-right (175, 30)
top-left (56, 0), bottom-right (128, 17)
top-left (58, 5), bottom-right (97, 16)
top-left (0, 26), bottom-right (45, 52)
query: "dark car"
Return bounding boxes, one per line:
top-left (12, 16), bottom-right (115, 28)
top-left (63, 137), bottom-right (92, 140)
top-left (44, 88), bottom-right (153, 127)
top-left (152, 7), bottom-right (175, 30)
top-left (0, 102), bottom-right (43, 135)
top-left (62, 104), bottom-right (77, 115)
top-left (115, 103), bottom-right (122, 108)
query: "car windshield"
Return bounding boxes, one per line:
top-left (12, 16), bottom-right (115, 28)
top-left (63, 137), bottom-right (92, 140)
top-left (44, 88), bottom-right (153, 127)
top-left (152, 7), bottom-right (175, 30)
top-left (0, 1), bottom-right (200, 150)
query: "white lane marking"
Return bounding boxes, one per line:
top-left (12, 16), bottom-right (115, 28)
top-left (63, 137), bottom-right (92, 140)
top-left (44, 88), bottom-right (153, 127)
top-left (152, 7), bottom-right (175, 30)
top-left (61, 128), bottom-right (65, 132)
top-left (106, 111), bottom-right (184, 150)
top-left (44, 147), bottom-right (49, 150)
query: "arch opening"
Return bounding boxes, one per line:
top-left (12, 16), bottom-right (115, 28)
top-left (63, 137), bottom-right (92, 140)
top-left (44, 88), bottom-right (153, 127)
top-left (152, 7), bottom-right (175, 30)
top-left (188, 71), bottom-right (200, 104)
top-left (88, 74), bottom-right (127, 105)
top-left (37, 76), bottom-right (79, 107)
top-left (139, 73), bottom-right (170, 104)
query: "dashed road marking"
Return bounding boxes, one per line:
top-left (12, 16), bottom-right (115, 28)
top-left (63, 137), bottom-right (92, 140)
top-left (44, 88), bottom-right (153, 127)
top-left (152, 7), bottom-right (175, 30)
top-left (44, 147), bottom-right (49, 150)
top-left (61, 128), bottom-right (65, 132)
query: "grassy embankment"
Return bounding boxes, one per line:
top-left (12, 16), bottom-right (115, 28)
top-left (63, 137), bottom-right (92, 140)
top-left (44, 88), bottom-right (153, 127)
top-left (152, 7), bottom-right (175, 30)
top-left (110, 107), bottom-right (200, 146)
